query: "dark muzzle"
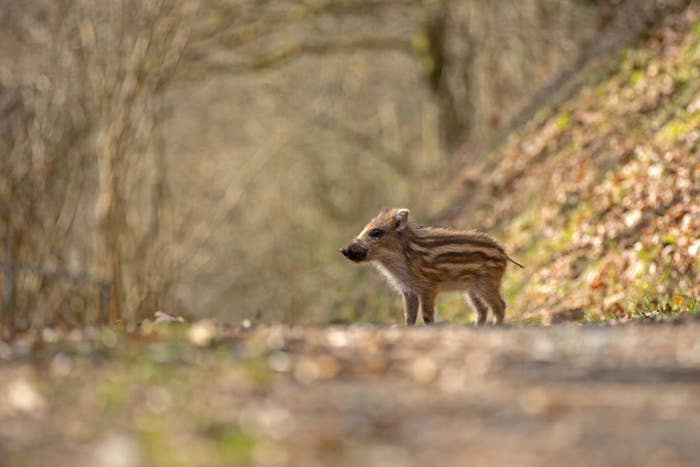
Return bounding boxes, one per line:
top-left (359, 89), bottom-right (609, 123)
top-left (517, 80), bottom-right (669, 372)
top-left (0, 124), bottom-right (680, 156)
top-left (340, 244), bottom-right (367, 262)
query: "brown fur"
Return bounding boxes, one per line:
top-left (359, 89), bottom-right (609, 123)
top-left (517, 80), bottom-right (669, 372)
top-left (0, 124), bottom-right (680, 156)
top-left (340, 208), bottom-right (524, 326)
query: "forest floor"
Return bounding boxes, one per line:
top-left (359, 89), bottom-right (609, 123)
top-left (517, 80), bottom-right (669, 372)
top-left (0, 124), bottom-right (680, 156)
top-left (2, 319), bottom-right (700, 467)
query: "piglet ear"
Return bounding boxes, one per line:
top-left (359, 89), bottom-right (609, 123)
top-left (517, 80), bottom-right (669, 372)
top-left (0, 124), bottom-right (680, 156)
top-left (395, 208), bottom-right (409, 231)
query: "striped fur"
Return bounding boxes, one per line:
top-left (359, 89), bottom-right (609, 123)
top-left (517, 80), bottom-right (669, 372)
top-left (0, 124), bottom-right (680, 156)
top-left (341, 208), bottom-right (524, 326)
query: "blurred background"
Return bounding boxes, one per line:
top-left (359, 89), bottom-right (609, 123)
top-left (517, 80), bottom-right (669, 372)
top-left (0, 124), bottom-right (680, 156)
top-left (0, 0), bottom-right (691, 329)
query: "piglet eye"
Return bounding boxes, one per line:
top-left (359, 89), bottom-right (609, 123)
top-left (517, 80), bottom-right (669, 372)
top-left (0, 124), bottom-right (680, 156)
top-left (369, 229), bottom-right (384, 238)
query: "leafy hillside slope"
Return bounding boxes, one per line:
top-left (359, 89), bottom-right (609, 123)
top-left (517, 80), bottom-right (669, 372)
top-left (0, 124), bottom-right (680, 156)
top-left (440, 6), bottom-right (700, 323)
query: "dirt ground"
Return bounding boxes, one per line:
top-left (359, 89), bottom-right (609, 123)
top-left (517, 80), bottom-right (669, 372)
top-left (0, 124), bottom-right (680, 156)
top-left (2, 320), bottom-right (700, 467)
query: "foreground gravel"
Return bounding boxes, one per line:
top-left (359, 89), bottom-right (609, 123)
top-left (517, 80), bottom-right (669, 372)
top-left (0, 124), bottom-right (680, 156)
top-left (2, 322), bottom-right (700, 467)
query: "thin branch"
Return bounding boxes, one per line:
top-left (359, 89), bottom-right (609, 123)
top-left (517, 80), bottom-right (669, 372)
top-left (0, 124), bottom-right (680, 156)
top-left (313, 111), bottom-right (412, 177)
top-left (185, 36), bottom-right (413, 77)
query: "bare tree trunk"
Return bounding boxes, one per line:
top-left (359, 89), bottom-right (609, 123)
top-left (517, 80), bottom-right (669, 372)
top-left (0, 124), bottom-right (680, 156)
top-left (2, 227), bottom-right (16, 329)
top-left (97, 141), bottom-right (126, 323)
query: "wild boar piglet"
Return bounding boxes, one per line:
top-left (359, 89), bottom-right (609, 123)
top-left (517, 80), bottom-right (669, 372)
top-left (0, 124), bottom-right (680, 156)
top-left (340, 208), bottom-right (524, 326)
